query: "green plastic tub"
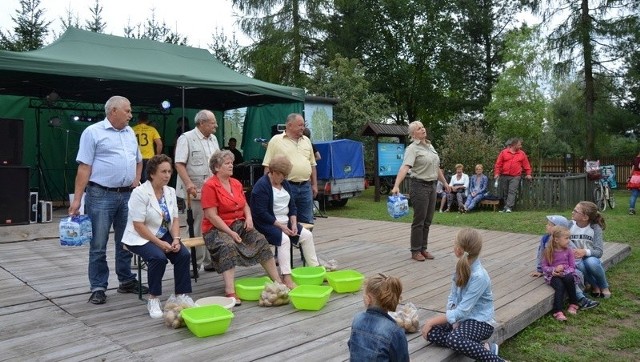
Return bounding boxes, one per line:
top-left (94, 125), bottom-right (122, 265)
top-left (181, 304), bottom-right (234, 337)
top-left (291, 266), bottom-right (326, 286)
top-left (325, 270), bottom-right (365, 293)
top-left (288, 285), bottom-right (333, 311)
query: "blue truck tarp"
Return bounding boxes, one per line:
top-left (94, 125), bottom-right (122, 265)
top-left (315, 139), bottom-right (365, 179)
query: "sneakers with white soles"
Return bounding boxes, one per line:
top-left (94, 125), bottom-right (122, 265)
top-left (147, 298), bottom-right (163, 319)
top-left (176, 294), bottom-right (194, 306)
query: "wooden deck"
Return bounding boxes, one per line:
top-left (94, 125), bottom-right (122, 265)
top-left (0, 213), bottom-right (631, 361)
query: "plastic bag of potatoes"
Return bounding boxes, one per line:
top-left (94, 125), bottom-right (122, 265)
top-left (258, 282), bottom-right (290, 307)
top-left (389, 302), bottom-right (420, 333)
top-left (163, 294), bottom-right (195, 329)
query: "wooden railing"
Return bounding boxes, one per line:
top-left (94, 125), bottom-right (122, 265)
top-left (534, 157), bottom-right (633, 187)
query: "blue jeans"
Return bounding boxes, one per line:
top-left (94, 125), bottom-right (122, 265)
top-left (630, 189), bottom-right (639, 209)
top-left (85, 184), bottom-right (135, 292)
top-left (576, 256), bottom-right (609, 290)
top-left (126, 233), bottom-right (192, 296)
top-left (288, 181), bottom-right (314, 224)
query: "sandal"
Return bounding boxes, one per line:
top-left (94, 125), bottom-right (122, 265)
top-left (226, 292), bottom-right (242, 306)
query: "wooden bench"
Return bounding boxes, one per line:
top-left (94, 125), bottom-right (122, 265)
top-left (479, 198), bottom-right (501, 211)
top-left (182, 237), bottom-right (205, 282)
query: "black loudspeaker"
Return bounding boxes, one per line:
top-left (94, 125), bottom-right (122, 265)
top-left (0, 166), bottom-right (30, 226)
top-left (0, 118), bottom-right (24, 165)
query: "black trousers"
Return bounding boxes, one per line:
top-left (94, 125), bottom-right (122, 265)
top-left (550, 274), bottom-right (579, 312)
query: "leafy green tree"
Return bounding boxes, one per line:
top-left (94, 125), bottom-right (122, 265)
top-left (231, 0), bottom-right (326, 87)
top-left (0, 0), bottom-right (51, 51)
top-left (484, 25), bottom-right (551, 159)
top-left (439, 118), bottom-right (501, 175)
top-left (525, 0), bottom-right (639, 158)
top-left (307, 54), bottom-right (392, 168)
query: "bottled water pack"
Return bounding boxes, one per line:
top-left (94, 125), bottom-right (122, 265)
top-left (59, 215), bottom-right (92, 246)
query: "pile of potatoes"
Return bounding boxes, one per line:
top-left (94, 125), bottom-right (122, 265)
top-left (163, 295), bottom-right (195, 329)
top-left (389, 302), bottom-right (420, 333)
top-left (258, 282), bottom-right (290, 307)
top-left (319, 257), bottom-right (339, 272)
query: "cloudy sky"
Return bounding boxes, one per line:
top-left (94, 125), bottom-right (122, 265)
top-left (0, 0), bottom-right (248, 49)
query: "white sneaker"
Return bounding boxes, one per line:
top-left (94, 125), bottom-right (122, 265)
top-left (176, 294), bottom-right (194, 306)
top-left (147, 298), bottom-right (163, 319)
top-left (505, 208), bottom-right (512, 213)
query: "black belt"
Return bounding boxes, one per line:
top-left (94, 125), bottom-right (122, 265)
top-left (88, 181), bottom-right (132, 192)
top-left (289, 180), bottom-right (308, 186)
top-left (411, 178), bottom-right (436, 185)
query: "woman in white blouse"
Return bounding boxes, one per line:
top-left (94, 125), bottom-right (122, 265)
top-left (445, 164), bottom-right (469, 212)
top-left (123, 154), bottom-right (192, 319)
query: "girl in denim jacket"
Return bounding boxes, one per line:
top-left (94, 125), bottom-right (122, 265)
top-left (422, 228), bottom-right (505, 361)
top-left (348, 273), bottom-right (409, 362)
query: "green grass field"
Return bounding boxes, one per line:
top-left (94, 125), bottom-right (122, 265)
top-left (324, 188), bottom-right (639, 361)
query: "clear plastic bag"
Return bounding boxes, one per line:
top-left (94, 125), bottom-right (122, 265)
top-left (318, 255), bottom-right (339, 271)
top-left (163, 293), bottom-right (195, 329)
top-left (387, 194), bottom-right (409, 219)
top-left (258, 282), bottom-right (290, 307)
top-left (59, 215), bottom-right (92, 246)
top-left (388, 302), bottom-right (420, 333)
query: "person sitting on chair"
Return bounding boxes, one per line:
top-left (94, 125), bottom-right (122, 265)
top-left (251, 155), bottom-right (320, 289)
top-left (445, 164), bottom-right (469, 212)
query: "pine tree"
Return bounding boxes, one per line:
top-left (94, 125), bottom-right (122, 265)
top-left (0, 0), bottom-right (51, 51)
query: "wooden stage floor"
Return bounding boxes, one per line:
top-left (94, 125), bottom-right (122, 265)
top-left (0, 213), bottom-right (630, 361)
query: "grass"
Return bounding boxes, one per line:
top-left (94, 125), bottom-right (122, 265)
top-left (323, 188), bottom-right (640, 361)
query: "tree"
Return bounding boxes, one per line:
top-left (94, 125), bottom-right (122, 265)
top-left (231, 0), bottom-right (327, 87)
top-left (85, 0), bottom-right (106, 33)
top-left (307, 54), bottom-right (392, 168)
top-left (208, 28), bottom-right (249, 74)
top-left (320, 0), bottom-right (522, 132)
top-left (484, 25), bottom-right (551, 159)
top-left (123, 9), bottom-right (187, 45)
top-left (439, 118), bottom-right (501, 175)
top-left (0, 0), bottom-right (51, 51)
top-left (526, 0), bottom-right (639, 158)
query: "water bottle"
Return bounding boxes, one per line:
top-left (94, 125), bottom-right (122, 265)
top-left (494, 179), bottom-right (498, 188)
top-left (254, 137), bottom-right (267, 143)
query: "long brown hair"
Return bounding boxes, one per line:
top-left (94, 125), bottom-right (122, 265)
top-left (365, 273), bottom-right (403, 312)
top-left (577, 201), bottom-right (606, 230)
top-left (455, 228), bottom-right (483, 287)
top-left (543, 225), bottom-right (570, 265)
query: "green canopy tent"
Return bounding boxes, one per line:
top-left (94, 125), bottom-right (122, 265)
top-left (0, 28), bottom-right (304, 202)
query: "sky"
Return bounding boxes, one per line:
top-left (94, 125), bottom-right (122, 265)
top-left (0, 0), bottom-right (249, 49)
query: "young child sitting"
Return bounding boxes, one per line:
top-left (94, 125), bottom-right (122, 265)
top-left (348, 273), bottom-right (409, 362)
top-left (541, 225), bottom-right (580, 321)
top-left (421, 228), bottom-right (505, 361)
top-left (531, 215), bottom-right (599, 310)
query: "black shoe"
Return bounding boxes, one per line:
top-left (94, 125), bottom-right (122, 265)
top-left (117, 280), bottom-right (149, 294)
top-left (88, 290), bottom-right (107, 304)
top-left (579, 297), bottom-right (599, 310)
top-left (203, 264), bottom-right (216, 272)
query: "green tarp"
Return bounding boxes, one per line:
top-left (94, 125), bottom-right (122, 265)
top-left (0, 28), bottom-right (306, 201)
top-left (0, 27), bottom-right (304, 110)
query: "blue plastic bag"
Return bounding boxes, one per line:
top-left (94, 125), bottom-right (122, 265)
top-left (387, 194), bottom-right (409, 219)
top-left (59, 215), bottom-right (92, 246)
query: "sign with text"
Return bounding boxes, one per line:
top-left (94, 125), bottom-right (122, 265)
top-left (377, 143), bottom-right (405, 176)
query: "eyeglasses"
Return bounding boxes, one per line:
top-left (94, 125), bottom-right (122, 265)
top-left (572, 209), bottom-right (583, 215)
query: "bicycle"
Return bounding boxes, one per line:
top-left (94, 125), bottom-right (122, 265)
top-left (591, 164), bottom-right (616, 211)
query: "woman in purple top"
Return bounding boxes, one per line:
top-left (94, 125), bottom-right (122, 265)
top-left (541, 225), bottom-right (580, 321)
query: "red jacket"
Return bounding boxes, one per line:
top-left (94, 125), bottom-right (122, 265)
top-left (494, 148), bottom-right (532, 177)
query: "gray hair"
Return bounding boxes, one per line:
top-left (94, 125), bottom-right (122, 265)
top-left (194, 109), bottom-right (215, 126)
top-left (104, 96), bottom-right (129, 114)
top-left (408, 121), bottom-right (424, 140)
top-left (286, 113), bottom-right (303, 124)
top-left (209, 150), bottom-right (234, 174)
